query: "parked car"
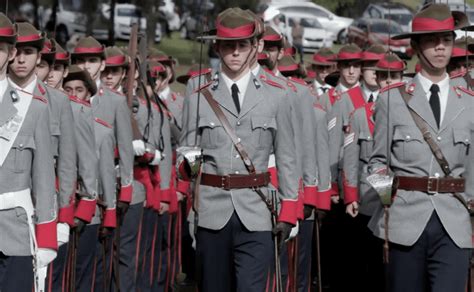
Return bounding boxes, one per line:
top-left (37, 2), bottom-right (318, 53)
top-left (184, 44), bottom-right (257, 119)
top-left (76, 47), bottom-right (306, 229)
top-left (347, 18), bottom-right (413, 59)
top-left (420, 0), bottom-right (470, 12)
top-left (277, 13), bottom-right (335, 52)
top-left (263, 2), bottom-right (353, 43)
top-left (362, 3), bottom-right (413, 32)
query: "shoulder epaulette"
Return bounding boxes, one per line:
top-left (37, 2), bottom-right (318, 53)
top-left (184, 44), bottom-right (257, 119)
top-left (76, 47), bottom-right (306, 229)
top-left (289, 77), bottom-right (307, 86)
top-left (69, 95), bottom-right (91, 107)
top-left (406, 83), bottom-right (416, 94)
top-left (450, 71), bottom-right (466, 79)
top-left (33, 94), bottom-right (48, 103)
top-left (313, 102), bottom-right (325, 111)
top-left (456, 85), bottom-right (474, 96)
top-left (263, 67), bottom-right (276, 76)
top-left (286, 81), bottom-right (297, 93)
top-left (95, 117), bottom-right (112, 128)
top-left (193, 81), bottom-right (212, 94)
top-left (379, 81), bottom-right (405, 93)
top-left (259, 75), bottom-right (285, 90)
top-left (108, 87), bottom-right (125, 97)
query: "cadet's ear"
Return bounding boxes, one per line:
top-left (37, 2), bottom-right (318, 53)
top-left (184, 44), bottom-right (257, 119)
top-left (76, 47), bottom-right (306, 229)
top-left (277, 47), bottom-right (284, 61)
top-left (7, 46), bottom-right (16, 62)
top-left (62, 67), bottom-right (69, 78)
top-left (36, 52), bottom-right (41, 65)
top-left (99, 60), bottom-right (106, 72)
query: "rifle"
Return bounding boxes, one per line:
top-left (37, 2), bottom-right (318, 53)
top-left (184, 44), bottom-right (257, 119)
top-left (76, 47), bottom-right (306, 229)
top-left (271, 189), bottom-right (283, 292)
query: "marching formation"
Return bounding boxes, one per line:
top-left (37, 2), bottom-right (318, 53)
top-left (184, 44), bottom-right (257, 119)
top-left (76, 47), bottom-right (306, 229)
top-left (0, 3), bottom-right (474, 292)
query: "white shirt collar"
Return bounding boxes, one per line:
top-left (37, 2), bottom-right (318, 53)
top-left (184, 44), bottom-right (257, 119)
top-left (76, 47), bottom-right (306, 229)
top-left (9, 75), bottom-right (38, 94)
top-left (160, 86), bottom-right (171, 100)
top-left (361, 82), bottom-right (379, 102)
top-left (220, 70), bottom-right (251, 107)
top-left (0, 77), bottom-right (8, 102)
top-left (416, 72), bottom-right (449, 124)
top-left (251, 64), bottom-right (261, 77)
top-left (337, 81), bottom-right (359, 93)
top-left (314, 79), bottom-right (332, 95)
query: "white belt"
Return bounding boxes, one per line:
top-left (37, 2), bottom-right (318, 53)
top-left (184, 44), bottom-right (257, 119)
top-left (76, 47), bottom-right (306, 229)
top-left (0, 188), bottom-right (46, 292)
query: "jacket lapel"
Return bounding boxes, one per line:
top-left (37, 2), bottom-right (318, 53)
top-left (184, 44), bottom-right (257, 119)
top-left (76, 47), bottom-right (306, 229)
top-left (439, 84), bottom-right (465, 133)
top-left (211, 73), bottom-right (239, 117)
top-left (0, 85), bottom-right (18, 126)
top-left (239, 76), bottom-right (263, 118)
top-left (407, 76), bottom-right (439, 132)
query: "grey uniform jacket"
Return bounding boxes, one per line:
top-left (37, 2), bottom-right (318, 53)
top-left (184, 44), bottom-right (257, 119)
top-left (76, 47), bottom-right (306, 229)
top-left (92, 86), bottom-right (134, 202)
top-left (368, 75), bottom-right (474, 248)
top-left (342, 102), bottom-right (379, 216)
top-left (39, 82), bottom-right (77, 223)
top-left (179, 72), bottom-right (299, 231)
top-left (69, 97), bottom-right (99, 224)
top-left (0, 86), bottom-right (56, 255)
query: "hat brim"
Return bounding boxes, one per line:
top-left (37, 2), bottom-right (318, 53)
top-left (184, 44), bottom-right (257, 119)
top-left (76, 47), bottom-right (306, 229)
top-left (324, 71), bottom-right (339, 87)
top-left (0, 35), bottom-right (16, 45)
top-left (310, 60), bottom-right (335, 66)
top-left (41, 52), bottom-right (56, 64)
top-left (176, 75), bottom-right (190, 84)
top-left (17, 38), bottom-right (44, 50)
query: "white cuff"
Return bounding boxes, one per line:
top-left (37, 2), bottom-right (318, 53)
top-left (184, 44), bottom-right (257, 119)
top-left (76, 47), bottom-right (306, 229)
top-left (149, 150), bottom-right (162, 166)
top-left (37, 248), bottom-right (57, 268)
top-left (57, 223), bottom-right (70, 246)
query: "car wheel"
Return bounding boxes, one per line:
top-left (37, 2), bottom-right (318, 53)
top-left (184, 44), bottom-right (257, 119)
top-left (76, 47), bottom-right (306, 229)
top-left (337, 29), bottom-right (348, 44)
top-left (56, 25), bottom-right (69, 47)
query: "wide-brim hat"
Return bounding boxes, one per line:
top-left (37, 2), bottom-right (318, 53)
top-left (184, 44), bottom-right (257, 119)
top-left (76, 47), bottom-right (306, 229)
top-left (176, 64), bottom-right (212, 84)
top-left (310, 48), bottom-right (336, 66)
top-left (450, 38), bottom-right (474, 59)
top-left (148, 61), bottom-right (167, 79)
top-left (64, 64), bottom-right (97, 96)
top-left (16, 22), bottom-right (44, 49)
top-left (375, 53), bottom-right (406, 72)
top-left (403, 61), bottom-right (422, 78)
top-left (71, 36), bottom-right (105, 59)
top-left (215, 8), bottom-right (257, 41)
top-left (392, 4), bottom-right (472, 40)
top-left (362, 44), bottom-right (387, 69)
top-left (246, 9), bottom-right (264, 38)
top-left (105, 46), bottom-right (129, 68)
top-left (330, 43), bottom-right (363, 62)
top-left (0, 13), bottom-right (16, 44)
top-left (304, 69), bottom-right (316, 83)
top-left (324, 71), bottom-right (340, 87)
top-left (456, 36), bottom-right (474, 53)
top-left (41, 38), bottom-right (56, 64)
top-left (278, 55), bottom-right (299, 75)
top-left (263, 25), bottom-right (283, 46)
top-left (52, 39), bottom-right (70, 66)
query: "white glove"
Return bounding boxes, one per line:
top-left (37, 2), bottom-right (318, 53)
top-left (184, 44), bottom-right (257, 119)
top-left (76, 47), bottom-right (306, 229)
top-left (149, 150), bottom-right (162, 166)
top-left (133, 140), bottom-right (146, 156)
top-left (57, 223), bottom-right (70, 246)
top-left (287, 221), bottom-right (299, 241)
top-left (37, 248), bottom-right (57, 268)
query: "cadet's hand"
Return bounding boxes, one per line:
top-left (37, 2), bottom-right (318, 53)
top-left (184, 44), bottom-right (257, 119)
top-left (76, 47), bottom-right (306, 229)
top-left (272, 222), bottom-right (293, 253)
top-left (177, 192), bottom-right (185, 202)
top-left (346, 201), bottom-right (359, 218)
top-left (149, 150), bottom-right (162, 166)
top-left (133, 140), bottom-right (146, 156)
top-left (98, 226), bottom-right (114, 241)
top-left (117, 201), bottom-right (130, 225)
top-left (303, 205), bottom-right (314, 219)
top-left (74, 217), bottom-right (87, 234)
top-left (159, 202), bottom-right (170, 215)
top-left (37, 248), bottom-right (57, 268)
top-left (331, 195), bottom-right (340, 204)
top-left (57, 222), bottom-right (70, 246)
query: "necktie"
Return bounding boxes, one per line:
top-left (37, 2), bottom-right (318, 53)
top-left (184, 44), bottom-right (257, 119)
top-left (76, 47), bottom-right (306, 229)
top-left (321, 87), bottom-right (328, 93)
top-left (368, 93), bottom-right (374, 103)
top-left (429, 84), bottom-right (441, 128)
top-left (231, 83), bottom-right (240, 113)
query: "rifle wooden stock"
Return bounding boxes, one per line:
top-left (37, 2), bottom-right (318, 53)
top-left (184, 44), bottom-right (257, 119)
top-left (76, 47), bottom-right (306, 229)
top-left (127, 23), bottom-right (142, 141)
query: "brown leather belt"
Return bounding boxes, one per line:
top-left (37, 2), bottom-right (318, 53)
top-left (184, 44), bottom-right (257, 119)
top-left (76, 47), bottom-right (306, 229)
top-left (200, 172), bottom-right (271, 190)
top-left (396, 176), bottom-right (465, 194)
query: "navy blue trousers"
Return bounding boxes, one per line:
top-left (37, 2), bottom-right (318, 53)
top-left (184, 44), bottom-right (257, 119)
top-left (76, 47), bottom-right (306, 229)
top-left (389, 211), bottom-right (470, 292)
top-left (0, 253), bottom-right (33, 292)
top-left (137, 207), bottom-right (159, 292)
top-left (45, 241), bottom-right (69, 292)
top-left (297, 220), bottom-right (313, 292)
top-left (75, 224), bottom-right (99, 292)
top-left (196, 212), bottom-right (273, 292)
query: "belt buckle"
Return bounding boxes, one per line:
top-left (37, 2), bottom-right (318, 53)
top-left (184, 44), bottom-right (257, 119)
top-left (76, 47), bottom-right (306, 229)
top-left (221, 175), bottom-right (230, 190)
top-left (427, 177), bottom-right (439, 194)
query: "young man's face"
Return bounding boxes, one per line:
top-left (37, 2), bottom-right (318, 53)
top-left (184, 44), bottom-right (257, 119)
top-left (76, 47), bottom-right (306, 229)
top-left (100, 66), bottom-right (125, 90)
top-left (47, 63), bottom-right (67, 88)
top-left (313, 64), bottom-right (332, 84)
top-left (264, 44), bottom-right (282, 70)
top-left (9, 46), bottom-right (40, 79)
top-left (376, 71), bottom-right (402, 88)
top-left (417, 32), bottom-right (454, 70)
top-left (75, 56), bottom-right (105, 81)
top-left (338, 61), bottom-right (361, 87)
top-left (64, 79), bottom-right (91, 100)
top-left (36, 59), bottom-right (51, 82)
top-left (217, 39), bottom-right (254, 72)
top-left (0, 43), bottom-right (16, 75)
top-left (362, 68), bottom-right (378, 88)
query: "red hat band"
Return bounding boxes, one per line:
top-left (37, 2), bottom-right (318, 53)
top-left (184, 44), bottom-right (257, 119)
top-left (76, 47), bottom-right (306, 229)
top-left (377, 59), bottom-right (405, 70)
top-left (106, 55), bottom-right (126, 65)
top-left (412, 17), bottom-right (454, 32)
top-left (452, 47), bottom-right (473, 58)
top-left (55, 52), bottom-right (69, 60)
top-left (74, 46), bottom-right (104, 54)
top-left (312, 54), bottom-right (334, 64)
top-left (336, 51), bottom-right (363, 60)
top-left (17, 34), bottom-right (41, 42)
top-left (363, 51), bottom-right (384, 61)
top-left (279, 63), bottom-right (299, 72)
top-left (216, 21), bottom-right (255, 39)
top-left (0, 26), bottom-right (14, 36)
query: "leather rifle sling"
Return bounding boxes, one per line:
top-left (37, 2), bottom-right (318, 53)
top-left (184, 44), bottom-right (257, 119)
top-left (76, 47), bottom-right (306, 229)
top-left (397, 87), bottom-right (470, 211)
top-left (200, 88), bottom-right (275, 213)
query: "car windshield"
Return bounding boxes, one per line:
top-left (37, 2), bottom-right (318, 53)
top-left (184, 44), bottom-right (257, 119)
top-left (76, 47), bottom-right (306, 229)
top-left (299, 18), bottom-right (323, 28)
top-left (61, 0), bottom-right (82, 11)
top-left (371, 21), bottom-right (403, 34)
top-left (467, 11), bottom-right (474, 22)
top-left (118, 8), bottom-right (142, 17)
top-left (386, 13), bottom-right (412, 25)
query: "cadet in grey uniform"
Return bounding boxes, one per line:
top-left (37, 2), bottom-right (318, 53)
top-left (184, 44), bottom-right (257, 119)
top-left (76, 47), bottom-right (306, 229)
top-left (0, 13), bottom-right (57, 291)
top-left (368, 4), bottom-right (474, 291)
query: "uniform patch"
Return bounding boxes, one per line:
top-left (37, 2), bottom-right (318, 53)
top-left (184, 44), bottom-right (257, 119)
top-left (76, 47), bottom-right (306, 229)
top-left (328, 117), bottom-right (336, 131)
top-left (457, 86), bottom-right (474, 96)
top-left (343, 132), bottom-right (355, 148)
top-left (95, 117), bottom-right (112, 128)
top-left (407, 83), bottom-right (416, 94)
